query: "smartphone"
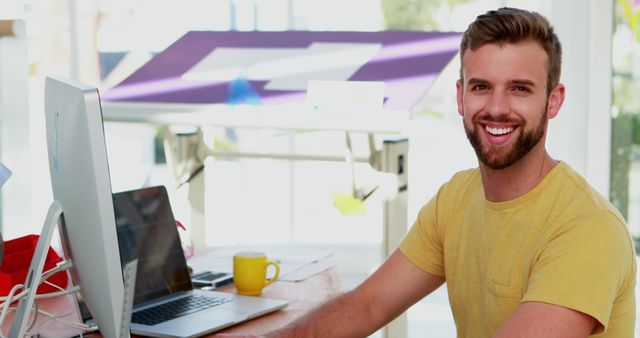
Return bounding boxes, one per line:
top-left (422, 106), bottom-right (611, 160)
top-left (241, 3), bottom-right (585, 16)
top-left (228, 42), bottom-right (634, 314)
top-left (191, 270), bottom-right (234, 288)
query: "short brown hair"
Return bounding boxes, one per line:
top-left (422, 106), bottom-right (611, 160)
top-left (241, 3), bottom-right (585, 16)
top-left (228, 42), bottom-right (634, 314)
top-left (459, 7), bottom-right (562, 95)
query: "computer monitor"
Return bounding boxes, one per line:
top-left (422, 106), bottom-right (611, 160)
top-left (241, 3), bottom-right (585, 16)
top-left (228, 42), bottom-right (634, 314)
top-left (9, 76), bottom-right (128, 338)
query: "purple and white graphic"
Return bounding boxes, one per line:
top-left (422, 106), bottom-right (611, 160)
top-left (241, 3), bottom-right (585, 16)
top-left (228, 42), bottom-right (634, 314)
top-left (102, 31), bottom-right (462, 110)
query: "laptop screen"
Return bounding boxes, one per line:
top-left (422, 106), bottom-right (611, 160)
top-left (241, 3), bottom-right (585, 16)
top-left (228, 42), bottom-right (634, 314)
top-left (113, 185), bottom-right (193, 305)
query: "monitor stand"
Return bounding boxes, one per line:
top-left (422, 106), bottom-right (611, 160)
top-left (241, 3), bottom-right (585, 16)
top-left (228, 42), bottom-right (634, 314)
top-left (9, 200), bottom-right (62, 337)
top-left (8, 200), bottom-right (135, 338)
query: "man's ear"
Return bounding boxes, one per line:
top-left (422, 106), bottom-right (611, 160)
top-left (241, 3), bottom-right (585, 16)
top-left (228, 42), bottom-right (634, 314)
top-left (546, 83), bottom-right (565, 119)
top-left (456, 79), bottom-right (464, 117)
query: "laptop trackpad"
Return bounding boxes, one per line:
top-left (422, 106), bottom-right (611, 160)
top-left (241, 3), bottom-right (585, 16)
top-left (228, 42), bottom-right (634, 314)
top-left (152, 309), bottom-right (246, 337)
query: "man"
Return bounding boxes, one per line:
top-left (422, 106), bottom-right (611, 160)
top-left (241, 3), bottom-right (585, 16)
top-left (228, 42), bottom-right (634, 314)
top-left (217, 7), bottom-right (637, 338)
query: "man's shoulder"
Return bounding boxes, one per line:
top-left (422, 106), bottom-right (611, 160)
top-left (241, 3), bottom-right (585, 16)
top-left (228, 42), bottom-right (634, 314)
top-left (447, 167), bottom-right (481, 186)
top-left (542, 163), bottom-right (632, 259)
top-left (436, 167), bottom-right (481, 199)
top-left (551, 162), bottom-right (626, 224)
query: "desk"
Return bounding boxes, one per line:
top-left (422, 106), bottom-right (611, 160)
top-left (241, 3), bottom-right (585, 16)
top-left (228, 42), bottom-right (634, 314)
top-left (2, 268), bottom-right (341, 337)
top-left (215, 267), bottom-right (341, 336)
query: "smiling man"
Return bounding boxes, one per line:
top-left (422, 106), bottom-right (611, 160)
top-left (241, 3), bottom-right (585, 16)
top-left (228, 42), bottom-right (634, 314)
top-left (460, 40), bottom-right (553, 172)
top-left (216, 8), bottom-right (636, 338)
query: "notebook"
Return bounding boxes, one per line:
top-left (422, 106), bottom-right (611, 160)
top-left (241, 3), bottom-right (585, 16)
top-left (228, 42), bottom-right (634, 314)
top-left (76, 185), bottom-right (288, 338)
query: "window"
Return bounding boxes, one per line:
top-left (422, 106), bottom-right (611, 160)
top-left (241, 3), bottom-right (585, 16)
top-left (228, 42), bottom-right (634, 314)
top-left (611, 0), bottom-right (640, 250)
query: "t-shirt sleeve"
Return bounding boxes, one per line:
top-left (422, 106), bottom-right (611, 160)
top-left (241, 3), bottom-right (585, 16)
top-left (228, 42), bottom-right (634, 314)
top-left (399, 194), bottom-right (445, 277)
top-left (522, 211), bottom-right (636, 334)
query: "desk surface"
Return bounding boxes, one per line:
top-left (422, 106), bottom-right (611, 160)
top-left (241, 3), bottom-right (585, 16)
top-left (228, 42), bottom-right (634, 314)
top-left (215, 267), bottom-right (341, 336)
top-left (3, 267), bottom-right (341, 337)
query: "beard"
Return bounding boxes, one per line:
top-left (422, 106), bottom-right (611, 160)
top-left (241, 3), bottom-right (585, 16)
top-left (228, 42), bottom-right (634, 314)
top-left (464, 108), bottom-right (547, 170)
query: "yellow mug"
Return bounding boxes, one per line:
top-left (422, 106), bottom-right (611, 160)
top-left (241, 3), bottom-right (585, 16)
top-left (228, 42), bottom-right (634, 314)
top-left (233, 252), bottom-right (280, 296)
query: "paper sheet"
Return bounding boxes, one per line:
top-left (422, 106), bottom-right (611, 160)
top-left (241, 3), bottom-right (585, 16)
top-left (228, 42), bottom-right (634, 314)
top-left (187, 245), bottom-right (334, 281)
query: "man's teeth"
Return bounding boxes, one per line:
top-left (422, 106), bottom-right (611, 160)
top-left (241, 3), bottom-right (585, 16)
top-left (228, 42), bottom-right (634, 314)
top-left (485, 126), bottom-right (513, 135)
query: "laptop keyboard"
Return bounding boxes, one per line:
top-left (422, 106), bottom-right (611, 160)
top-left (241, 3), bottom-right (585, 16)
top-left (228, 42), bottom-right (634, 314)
top-left (131, 295), bottom-right (233, 326)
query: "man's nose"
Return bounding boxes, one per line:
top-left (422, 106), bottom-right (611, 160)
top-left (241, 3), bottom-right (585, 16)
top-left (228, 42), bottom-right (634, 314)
top-left (484, 91), bottom-right (510, 117)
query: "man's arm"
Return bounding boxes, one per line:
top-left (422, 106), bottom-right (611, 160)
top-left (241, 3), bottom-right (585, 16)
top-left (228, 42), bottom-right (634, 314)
top-left (265, 249), bottom-right (444, 338)
top-left (216, 249), bottom-right (444, 338)
top-left (494, 301), bottom-right (597, 338)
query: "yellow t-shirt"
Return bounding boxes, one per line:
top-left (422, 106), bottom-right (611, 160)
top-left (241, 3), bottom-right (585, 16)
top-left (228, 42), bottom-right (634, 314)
top-left (400, 162), bottom-right (636, 337)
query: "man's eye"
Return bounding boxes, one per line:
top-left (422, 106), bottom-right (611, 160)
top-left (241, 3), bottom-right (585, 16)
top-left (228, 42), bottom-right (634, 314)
top-left (471, 84), bottom-right (488, 91)
top-left (514, 86), bottom-right (530, 92)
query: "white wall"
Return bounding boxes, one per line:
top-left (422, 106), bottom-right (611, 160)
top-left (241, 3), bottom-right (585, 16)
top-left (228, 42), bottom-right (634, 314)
top-left (0, 32), bottom-right (33, 240)
top-left (542, 0), bottom-right (613, 197)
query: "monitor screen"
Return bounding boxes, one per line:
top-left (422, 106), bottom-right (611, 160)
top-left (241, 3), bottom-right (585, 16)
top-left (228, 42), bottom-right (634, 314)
top-left (44, 76), bottom-right (127, 338)
top-left (113, 186), bottom-right (192, 305)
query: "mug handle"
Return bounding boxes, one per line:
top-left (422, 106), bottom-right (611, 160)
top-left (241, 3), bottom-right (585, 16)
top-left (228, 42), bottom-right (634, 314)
top-left (264, 260), bottom-right (280, 287)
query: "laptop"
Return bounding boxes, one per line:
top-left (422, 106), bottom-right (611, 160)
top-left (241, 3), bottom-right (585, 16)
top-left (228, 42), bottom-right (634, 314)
top-left (75, 185), bottom-right (288, 338)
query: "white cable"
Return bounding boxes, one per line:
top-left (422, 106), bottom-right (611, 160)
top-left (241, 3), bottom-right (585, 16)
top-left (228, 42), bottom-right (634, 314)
top-left (38, 260), bottom-right (73, 292)
top-left (0, 260), bottom-right (77, 337)
top-left (37, 308), bottom-right (96, 330)
top-left (24, 307), bottom-right (97, 335)
top-left (33, 285), bottom-right (80, 299)
top-left (0, 260), bottom-right (73, 302)
top-left (43, 279), bottom-right (65, 293)
top-left (0, 283), bottom-right (24, 331)
top-left (42, 261), bottom-right (73, 281)
top-left (2, 286), bottom-right (89, 338)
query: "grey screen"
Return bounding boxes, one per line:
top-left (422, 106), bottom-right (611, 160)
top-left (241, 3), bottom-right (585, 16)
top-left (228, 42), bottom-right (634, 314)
top-left (113, 186), bottom-right (192, 305)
